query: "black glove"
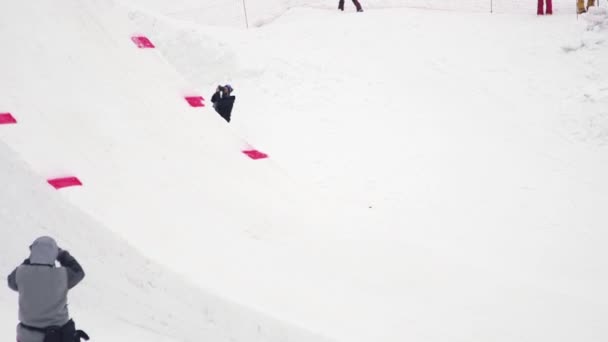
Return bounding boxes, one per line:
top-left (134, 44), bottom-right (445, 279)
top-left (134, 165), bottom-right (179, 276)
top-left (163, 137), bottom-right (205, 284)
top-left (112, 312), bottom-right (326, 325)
top-left (56, 248), bottom-right (69, 263)
top-left (75, 330), bottom-right (90, 341)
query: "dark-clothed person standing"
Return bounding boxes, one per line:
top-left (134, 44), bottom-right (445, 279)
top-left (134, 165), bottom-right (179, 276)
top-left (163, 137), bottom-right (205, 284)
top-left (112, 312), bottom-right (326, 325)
top-left (339, 0), bottom-right (363, 12)
top-left (211, 84), bottom-right (236, 123)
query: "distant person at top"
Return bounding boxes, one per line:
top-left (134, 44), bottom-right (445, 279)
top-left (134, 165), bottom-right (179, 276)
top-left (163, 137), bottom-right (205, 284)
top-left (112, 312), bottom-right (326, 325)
top-left (339, 0), bottom-right (363, 12)
top-left (8, 236), bottom-right (88, 342)
top-left (537, 0), bottom-right (553, 15)
top-left (577, 0), bottom-right (595, 13)
top-left (211, 84), bottom-right (236, 123)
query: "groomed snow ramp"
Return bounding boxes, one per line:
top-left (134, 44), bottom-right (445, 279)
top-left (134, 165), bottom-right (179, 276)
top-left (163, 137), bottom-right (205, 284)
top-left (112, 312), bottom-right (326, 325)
top-left (0, 139), bottom-right (333, 342)
top-left (0, 0), bottom-right (332, 341)
top-left (0, 0), bottom-right (319, 270)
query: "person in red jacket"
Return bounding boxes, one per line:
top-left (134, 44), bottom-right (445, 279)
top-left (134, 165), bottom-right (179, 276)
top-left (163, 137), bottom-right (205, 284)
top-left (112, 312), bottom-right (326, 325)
top-left (339, 0), bottom-right (363, 12)
top-left (538, 0), bottom-right (553, 15)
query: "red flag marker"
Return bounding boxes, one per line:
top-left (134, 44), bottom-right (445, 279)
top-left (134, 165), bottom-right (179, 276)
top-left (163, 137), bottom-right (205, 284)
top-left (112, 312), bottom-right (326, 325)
top-left (131, 36), bottom-right (155, 48)
top-left (0, 113), bottom-right (17, 124)
top-left (242, 150), bottom-right (268, 160)
top-left (185, 96), bottom-right (205, 107)
top-left (47, 177), bottom-right (82, 189)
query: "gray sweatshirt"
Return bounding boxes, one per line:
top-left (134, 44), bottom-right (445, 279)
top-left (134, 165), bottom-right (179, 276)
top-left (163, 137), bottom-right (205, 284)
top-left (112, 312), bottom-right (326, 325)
top-left (7, 236), bottom-right (85, 328)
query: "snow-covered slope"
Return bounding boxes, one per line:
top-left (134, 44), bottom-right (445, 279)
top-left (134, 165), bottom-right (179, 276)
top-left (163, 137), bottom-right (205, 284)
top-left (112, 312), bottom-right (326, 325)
top-left (0, 139), bottom-right (336, 342)
top-left (0, 0), bottom-right (331, 283)
top-left (0, 140), bottom-right (211, 341)
top-left (0, 0), bottom-right (334, 341)
top-left (121, 2), bottom-right (608, 342)
top-left (2, 0), bottom-right (608, 341)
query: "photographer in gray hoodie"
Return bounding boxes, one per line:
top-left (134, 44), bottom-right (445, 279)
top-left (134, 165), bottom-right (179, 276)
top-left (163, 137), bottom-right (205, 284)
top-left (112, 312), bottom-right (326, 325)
top-left (7, 236), bottom-right (86, 342)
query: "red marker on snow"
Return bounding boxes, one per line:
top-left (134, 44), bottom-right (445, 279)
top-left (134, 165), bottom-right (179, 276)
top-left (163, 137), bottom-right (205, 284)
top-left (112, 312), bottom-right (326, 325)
top-left (242, 149), bottom-right (268, 160)
top-left (47, 177), bottom-right (83, 189)
top-left (184, 96), bottom-right (205, 107)
top-left (131, 36), bottom-right (155, 48)
top-left (0, 113), bottom-right (17, 124)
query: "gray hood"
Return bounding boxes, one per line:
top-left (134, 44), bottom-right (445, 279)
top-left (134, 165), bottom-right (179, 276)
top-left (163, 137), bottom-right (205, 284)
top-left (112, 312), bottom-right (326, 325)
top-left (29, 236), bottom-right (59, 266)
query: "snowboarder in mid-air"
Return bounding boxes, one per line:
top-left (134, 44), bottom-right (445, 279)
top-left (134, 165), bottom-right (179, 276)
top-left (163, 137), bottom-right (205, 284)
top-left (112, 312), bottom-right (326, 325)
top-left (211, 84), bottom-right (236, 123)
top-left (339, 0), bottom-right (363, 12)
top-left (8, 236), bottom-right (89, 342)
